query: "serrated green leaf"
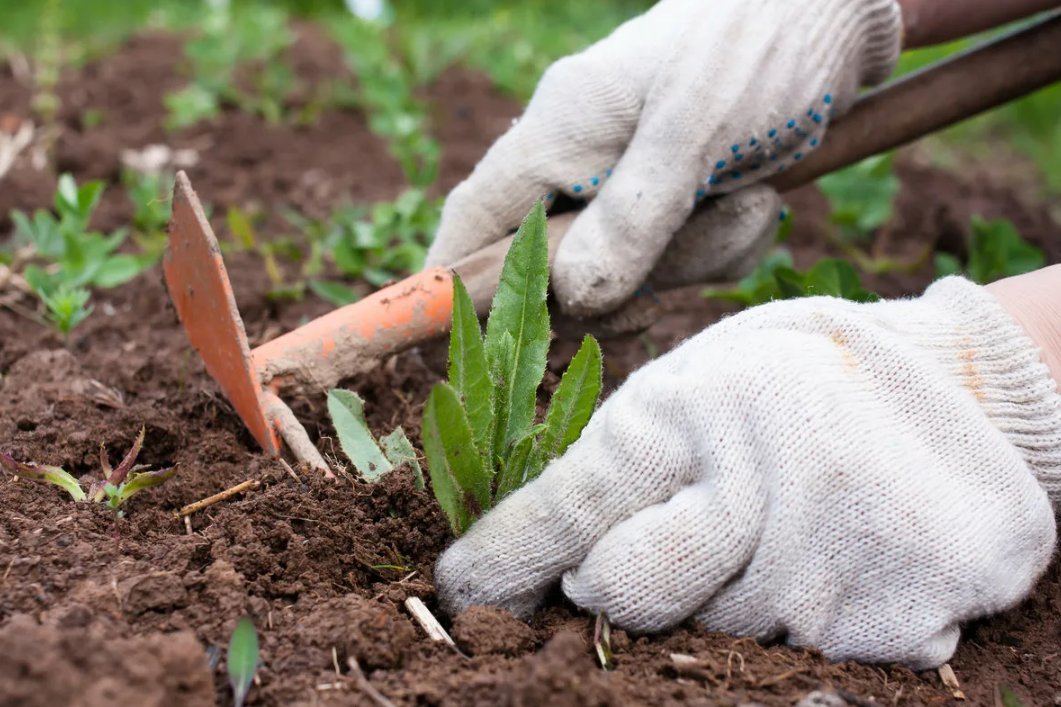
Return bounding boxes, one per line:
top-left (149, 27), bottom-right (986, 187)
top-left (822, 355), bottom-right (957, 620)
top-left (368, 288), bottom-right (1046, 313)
top-left (421, 382), bottom-right (491, 535)
top-left (494, 432), bottom-right (536, 501)
top-left (486, 329), bottom-right (516, 462)
top-left (448, 275), bottom-right (494, 461)
top-left (380, 427), bottom-right (424, 490)
top-left (227, 617), bottom-right (259, 707)
top-left (105, 467), bottom-right (177, 509)
top-left (484, 202), bottom-right (550, 459)
top-left (534, 335), bottom-right (602, 475)
top-left (0, 452), bottom-right (86, 502)
top-left (327, 389), bottom-right (392, 481)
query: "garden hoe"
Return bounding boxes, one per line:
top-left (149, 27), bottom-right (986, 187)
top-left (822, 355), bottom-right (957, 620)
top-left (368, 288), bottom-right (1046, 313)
top-left (164, 13), bottom-right (1061, 474)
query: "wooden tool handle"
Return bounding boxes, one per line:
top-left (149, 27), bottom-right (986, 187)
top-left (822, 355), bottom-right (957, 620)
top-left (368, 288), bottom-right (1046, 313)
top-left (453, 12), bottom-right (1061, 312)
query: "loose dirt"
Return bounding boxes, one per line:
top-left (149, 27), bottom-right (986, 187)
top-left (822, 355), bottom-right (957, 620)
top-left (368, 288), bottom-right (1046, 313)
top-left (1, 28), bottom-right (1060, 707)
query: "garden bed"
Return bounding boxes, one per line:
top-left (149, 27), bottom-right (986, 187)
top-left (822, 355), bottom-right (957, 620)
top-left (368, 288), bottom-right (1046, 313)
top-left (1, 28), bottom-right (1060, 707)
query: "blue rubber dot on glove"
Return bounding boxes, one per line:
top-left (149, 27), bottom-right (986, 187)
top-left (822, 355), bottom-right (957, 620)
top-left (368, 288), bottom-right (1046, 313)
top-left (573, 184), bottom-right (583, 193)
top-left (787, 119), bottom-right (797, 129)
top-left (824, 93), bottom-right (833, 104)
top-left (591, 176), bottom-right (600, 186)
top-left (716, 160), bottom-right (726, 170)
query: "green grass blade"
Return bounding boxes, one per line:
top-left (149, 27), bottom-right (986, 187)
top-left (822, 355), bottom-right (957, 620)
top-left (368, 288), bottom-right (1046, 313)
top-left (227, 616), bottom-right (259, 707)
top-left (380, 427), bottom-right (424, 490)
top-left (484, 202), bottom-right (550, 460)
top-left (327, 389), bottom-right (393, 481)
top-left (534, 335), bottom-right (602, 475)
top-left (421, 382), bottom-right (491, 534)
top-left (494, 432), bottom-right (536, 501)
top-left (0, 452), bottom-right (86, 501)
top-left (448, 275), bottom-right (494, 461)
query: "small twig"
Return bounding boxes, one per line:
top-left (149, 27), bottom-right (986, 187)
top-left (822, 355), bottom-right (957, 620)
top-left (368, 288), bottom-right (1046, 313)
top-left (756, 667), bottom-right (806, 688)
top-left (347, 656), bottom-right (396, 707)
top-left (403, 597), bottom-right (455, 647)
top-left (183, 515), bottom-right (193, 535)
top-left (669, 654), bottom-right (722, 687)
top-left (177, 479), bottom-right (260, 517)
top-left (938, 663), bottom-right (967, 700)
top-left (278, 458), bottom-right (300, 482)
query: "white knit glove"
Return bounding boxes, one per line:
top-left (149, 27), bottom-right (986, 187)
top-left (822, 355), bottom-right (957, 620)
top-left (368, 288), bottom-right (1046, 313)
top-left (426, 0), bottom-right (903, 315)
top-left (435, 277), bottom-right (1061, 669)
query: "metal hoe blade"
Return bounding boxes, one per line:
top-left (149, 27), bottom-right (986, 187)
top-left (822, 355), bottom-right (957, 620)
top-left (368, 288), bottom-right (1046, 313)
top-left (163, 172), bottom-right (279, 456)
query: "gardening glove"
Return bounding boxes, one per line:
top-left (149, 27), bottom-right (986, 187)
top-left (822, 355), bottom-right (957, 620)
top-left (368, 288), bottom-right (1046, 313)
top-left (434, 276), bottom-right (1061, 669)
top-left (425, 0), bottom-right (903, 316)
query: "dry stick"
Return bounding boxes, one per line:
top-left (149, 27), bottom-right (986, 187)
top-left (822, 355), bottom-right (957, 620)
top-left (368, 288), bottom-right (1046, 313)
top-left (277, 457), bottom-right (300, 482)
top-left (938, 663), bottom-right (967, 700)
top-left (177, 479), bottom-right (260, 518)
top-left (403, 597), bottom-right (456, 648)
top-left (346, 656), bottom-right (397, 707)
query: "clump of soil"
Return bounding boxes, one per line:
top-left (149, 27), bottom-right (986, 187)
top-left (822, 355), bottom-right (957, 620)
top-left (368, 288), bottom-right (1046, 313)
top-left (2, 27), bottom-right (1060, 707)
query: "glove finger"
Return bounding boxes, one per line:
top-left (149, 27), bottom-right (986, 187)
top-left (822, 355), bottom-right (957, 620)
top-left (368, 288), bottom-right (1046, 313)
top-left (550, 120), bottom-right (700, 317)
top-left (647, 185), bottom-right (782, 289)
top-left (434, 365), bottom-right (708, 619)
top-left (425, 55), bottom-right (641, 268)
top-left (561, 474), bottom-right (765, 634)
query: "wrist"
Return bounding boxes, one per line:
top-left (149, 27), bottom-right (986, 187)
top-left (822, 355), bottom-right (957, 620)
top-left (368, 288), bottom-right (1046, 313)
top-left (986, 265), bottom-right (1061, 390)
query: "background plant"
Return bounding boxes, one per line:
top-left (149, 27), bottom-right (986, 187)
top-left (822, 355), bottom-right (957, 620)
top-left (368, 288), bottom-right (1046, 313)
top-left (704, 249), bottom-right (879, 307)
top-left (817, 153), bottom-right (900, 243)
top-left (165, 5), bottom-right (297, 129)
top-left (421, 203), bottom-right (603, 535)
top-left (934, 216), bottom-right (1045, 284)
top-left (10, 174), bottom-right (156, 334)
top-left (331, 17), bottom-right (440, 187)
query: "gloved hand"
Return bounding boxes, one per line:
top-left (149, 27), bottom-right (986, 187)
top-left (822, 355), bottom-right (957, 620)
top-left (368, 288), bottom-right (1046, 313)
top-left (434, 277), bottom-right (1061, 669)
top-left (426, 0), bottom-right (903, 315)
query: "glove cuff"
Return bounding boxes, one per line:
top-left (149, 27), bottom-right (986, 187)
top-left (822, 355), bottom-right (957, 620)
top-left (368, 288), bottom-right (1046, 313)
top-left (852, 0), bottom-right (904, 86)
top-left (918, 276), bottom-right (1061, 503)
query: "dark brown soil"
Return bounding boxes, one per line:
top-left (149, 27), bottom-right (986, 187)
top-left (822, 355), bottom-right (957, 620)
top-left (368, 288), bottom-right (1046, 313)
top-left (2, 28), bottom-right (1060, 707)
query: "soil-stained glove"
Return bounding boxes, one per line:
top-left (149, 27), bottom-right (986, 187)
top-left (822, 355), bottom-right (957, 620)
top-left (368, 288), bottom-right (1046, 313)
top-left (425, 0), bottom-right (903, 316)
top-left (435, 277), bottom-right (1061, 669)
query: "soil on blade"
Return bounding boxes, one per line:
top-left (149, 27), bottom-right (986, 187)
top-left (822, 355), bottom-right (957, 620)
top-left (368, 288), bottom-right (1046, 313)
top-left (1, 30), bottom-right (1060, 707)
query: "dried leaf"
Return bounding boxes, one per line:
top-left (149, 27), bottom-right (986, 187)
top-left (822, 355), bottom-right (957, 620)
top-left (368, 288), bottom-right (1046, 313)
top-left (327, 389), bottom-right (393, 481)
